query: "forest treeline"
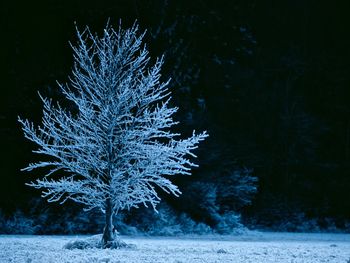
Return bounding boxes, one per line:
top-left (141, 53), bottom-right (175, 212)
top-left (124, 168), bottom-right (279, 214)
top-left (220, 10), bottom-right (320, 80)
top-left (1, 0), bottom-right (350, 233)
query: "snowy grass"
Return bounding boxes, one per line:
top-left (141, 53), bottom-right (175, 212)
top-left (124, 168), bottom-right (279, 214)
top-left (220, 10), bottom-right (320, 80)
top-left (1, 232), bottom-right (350, 262)
top-left (63, 234), bottom-right (135, 249)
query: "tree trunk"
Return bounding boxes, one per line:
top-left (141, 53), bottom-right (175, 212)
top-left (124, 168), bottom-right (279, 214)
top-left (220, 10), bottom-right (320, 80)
top-left (102, 198), bottom-right (115, 248)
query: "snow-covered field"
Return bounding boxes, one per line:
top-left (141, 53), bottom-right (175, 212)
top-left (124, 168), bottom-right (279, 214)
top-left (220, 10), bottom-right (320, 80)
top-left (1, 232), bottom-right (350, 263)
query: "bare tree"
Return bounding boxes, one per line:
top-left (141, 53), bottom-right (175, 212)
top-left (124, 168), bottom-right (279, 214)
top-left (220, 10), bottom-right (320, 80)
top-left (18, 22), bottom-right (207, 247)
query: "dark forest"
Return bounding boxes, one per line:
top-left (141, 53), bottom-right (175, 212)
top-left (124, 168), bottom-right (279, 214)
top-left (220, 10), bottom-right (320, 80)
top-left (1, 0), bottom-right (350, 234)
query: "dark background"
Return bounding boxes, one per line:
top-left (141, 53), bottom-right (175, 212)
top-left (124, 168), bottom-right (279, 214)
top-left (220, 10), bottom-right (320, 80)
top-left (1, 0), bottom-right (350, 233)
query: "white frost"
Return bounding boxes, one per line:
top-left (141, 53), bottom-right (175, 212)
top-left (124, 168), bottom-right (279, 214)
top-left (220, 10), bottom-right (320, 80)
top-left (1, 232), bottom-right (350, 263)
top-left (18, 23), bottom-right (208, 214)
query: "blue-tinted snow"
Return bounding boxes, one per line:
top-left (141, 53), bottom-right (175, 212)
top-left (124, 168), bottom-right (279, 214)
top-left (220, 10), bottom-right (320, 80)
top-left (1, 232), bottom-right (350, 262)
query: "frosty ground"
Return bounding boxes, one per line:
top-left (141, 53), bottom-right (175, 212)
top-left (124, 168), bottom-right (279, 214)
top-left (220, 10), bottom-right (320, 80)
top-left (1, 232), bottom-right (350, 263)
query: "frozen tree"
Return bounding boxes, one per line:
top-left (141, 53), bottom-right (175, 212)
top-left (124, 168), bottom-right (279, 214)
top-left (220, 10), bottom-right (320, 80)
top-left (18, 22), bottom-right (208, 247)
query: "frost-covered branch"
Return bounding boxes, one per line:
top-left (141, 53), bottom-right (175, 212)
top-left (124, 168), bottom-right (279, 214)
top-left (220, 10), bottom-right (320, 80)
top-left (19, 22), bottom-right (208, 215)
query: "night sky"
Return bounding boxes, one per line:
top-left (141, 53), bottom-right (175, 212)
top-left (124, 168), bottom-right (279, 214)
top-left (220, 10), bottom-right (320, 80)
top-left (1, 0), bottom-right (350, 230)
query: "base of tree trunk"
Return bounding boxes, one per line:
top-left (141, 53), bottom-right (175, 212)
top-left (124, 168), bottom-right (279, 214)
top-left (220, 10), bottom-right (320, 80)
top-left (64, 234), bottom-right (136, 250)
top-left (102, 237), bottom-right (129, 249)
